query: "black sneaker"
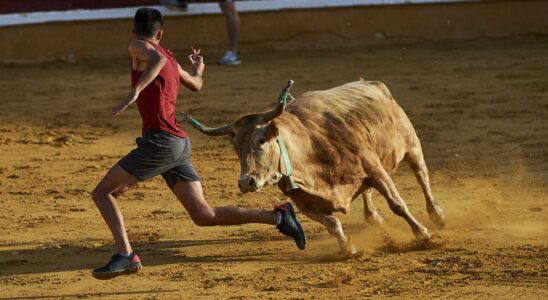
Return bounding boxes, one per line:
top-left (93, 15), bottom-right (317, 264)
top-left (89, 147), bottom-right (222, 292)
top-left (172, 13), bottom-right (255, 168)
top-left (92, 252), bottom-right (142, 280)
top-left (275, 203), bottom-right (306, 250)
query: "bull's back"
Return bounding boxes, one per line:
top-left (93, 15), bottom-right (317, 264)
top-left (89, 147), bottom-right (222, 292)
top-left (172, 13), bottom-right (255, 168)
top-left (287, 80), bottom-right (417, 172)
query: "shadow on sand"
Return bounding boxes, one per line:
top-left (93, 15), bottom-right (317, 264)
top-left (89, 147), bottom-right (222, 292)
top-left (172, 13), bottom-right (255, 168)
top-left (0, 236), bottom-right (336, 277)
top-left (0, 290), bottom-right (179, 300)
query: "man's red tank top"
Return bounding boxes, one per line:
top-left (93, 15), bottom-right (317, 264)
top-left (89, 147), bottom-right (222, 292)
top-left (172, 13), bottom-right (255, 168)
top-left (131, 40), bottom-right (187, 138)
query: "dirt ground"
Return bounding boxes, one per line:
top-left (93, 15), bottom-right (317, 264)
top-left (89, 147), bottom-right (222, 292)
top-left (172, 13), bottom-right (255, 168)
top-left (0, 36), bottom-right (547, 299)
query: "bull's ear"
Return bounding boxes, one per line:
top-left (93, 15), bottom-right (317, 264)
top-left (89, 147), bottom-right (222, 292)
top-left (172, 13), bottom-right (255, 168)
top-left (265, 121), bottom-right (279, 140)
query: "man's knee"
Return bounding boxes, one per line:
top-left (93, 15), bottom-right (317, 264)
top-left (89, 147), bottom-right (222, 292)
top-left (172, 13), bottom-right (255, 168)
top-left (91, 186), bottom-right (106, 203)
top-left (190, 208), bottom-right (216, 226)
top-left (92, 185), bottom-right (119, 202)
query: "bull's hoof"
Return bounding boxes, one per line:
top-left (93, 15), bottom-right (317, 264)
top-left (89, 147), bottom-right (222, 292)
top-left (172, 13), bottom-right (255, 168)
top-left (414, 228), bottom-right (432, 241)
top-left (339, 244), bottom-right (364, 259)
top-left (427, 205), bottom-right (446, 229)
top-left (338, 237), bottom-right (364, 259)
top-left (364, 211), bottom-right (384, 225)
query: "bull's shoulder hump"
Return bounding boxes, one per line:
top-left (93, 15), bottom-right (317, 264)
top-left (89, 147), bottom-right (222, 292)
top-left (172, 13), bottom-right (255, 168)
top-left (338, 80), bottom-right (394, 100)
top-left (298, 80), bottom-right (395, 104)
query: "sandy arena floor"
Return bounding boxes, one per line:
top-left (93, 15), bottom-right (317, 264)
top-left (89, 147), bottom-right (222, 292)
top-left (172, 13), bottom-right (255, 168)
top-left (0, 36), bottom-right (547, 299)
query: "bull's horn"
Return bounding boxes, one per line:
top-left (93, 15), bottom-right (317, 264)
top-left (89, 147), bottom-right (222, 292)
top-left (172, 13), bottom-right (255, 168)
top-left (180, 112), bottom-right (233, 136)
top-left (260, 80), bottom-right (294, 123)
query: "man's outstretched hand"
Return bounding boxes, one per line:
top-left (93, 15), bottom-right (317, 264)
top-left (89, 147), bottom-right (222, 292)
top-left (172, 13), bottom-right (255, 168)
top-left (112, 89), bottom-right (139, 117)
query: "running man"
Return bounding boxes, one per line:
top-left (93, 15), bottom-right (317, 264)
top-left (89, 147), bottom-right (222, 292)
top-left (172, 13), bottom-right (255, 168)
top-left (91, 7), bottom-right (305, 280)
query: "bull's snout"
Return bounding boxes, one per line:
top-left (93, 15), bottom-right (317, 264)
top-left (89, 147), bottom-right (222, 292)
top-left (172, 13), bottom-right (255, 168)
top-left (238, 175), bottom-right (258, 193)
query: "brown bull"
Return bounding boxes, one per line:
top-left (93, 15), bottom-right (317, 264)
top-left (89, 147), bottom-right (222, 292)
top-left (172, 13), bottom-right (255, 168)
top-left (182, 79), bottom-right (445, 255)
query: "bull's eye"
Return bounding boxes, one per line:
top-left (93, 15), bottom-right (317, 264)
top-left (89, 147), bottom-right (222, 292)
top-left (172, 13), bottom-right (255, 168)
top-left (259, 138), bottom-right (267, 145)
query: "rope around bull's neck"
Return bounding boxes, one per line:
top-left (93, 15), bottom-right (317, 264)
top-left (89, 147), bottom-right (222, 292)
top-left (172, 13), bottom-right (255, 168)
top-left (275, 80), bottom-right (299, 193)
top-left (276, 133), bottom-right (292, 177)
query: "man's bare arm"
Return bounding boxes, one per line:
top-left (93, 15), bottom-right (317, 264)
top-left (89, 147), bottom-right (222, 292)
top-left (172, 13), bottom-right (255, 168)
top-left (112, 41), bottom-right (167, 117)
top-left (179, 47), bottom-right (204, 92)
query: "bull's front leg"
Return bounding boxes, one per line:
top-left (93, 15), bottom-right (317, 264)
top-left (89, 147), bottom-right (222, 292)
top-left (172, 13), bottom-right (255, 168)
top-left (364, 156), bottom-right (431, 240)
top-left (362, 188), bottom-right (384, 225)
top-left (405, 147), bottom-right (445, 228)
top-left (299, 209), bottom-right (360, 257)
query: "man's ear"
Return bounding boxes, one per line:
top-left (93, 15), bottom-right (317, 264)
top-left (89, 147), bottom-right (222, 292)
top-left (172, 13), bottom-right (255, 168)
top-left (131, 29), bottom-right (136, 40)
top-left (265, 121), bottom-right (279, 140)
top-left (156, 30), bottom-right (163, 41)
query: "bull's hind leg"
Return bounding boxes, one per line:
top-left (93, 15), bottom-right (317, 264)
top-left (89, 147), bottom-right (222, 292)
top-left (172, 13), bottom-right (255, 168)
top-left (362, 188), bottom-right (384, 225)
top-left (405, 147), bottom-right (445, 228)
top-left (364, 156), bottom-right (431, 240)
top-left (300, 209), bottom-right (358, 257)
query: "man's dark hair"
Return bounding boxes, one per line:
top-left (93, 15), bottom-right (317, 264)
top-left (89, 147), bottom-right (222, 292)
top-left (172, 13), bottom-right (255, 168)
top-left (134, 8), bottom-right (164, 37)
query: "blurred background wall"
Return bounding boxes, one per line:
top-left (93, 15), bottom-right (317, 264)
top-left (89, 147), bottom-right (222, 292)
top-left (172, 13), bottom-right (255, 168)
top-left (0, 0), bottom-right (547, 63)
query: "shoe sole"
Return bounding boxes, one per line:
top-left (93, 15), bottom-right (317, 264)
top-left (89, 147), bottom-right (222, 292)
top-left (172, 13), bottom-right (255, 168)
top-left (92, 263), bottom-right (143, 280)
top-left (285, 204), bottom-right (307, 250)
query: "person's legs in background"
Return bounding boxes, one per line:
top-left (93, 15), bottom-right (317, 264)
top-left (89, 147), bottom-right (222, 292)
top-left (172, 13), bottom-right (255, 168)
top-left (218, 0), bottom-right (241, 65)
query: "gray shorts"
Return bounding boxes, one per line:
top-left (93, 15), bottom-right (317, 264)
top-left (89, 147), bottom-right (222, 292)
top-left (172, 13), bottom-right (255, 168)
top-left (118, 131), bottom-right (200, 189)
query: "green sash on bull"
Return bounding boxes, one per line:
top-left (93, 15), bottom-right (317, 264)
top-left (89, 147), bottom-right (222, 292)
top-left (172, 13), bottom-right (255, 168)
top-left (181, 80), bottom-right (299, 193)
top-left (276, 80), bottom-right (299, 193)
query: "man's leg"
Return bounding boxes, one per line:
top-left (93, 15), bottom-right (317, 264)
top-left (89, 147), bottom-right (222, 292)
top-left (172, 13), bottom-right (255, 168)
top-left (219, 1), bottom-right (240, 53)
top-left (92, 163), bottom-right (138, 254)
top-left (172, 180), bottom-right (276, 226)
top-left (217, 1), bottom-right (241, 65)
top-left (171, 180), bottom-right (306, 250)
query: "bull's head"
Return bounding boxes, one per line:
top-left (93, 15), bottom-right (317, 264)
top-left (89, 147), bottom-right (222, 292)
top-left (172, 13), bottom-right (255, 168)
top-left (182, 80), bottom-right (294, 193)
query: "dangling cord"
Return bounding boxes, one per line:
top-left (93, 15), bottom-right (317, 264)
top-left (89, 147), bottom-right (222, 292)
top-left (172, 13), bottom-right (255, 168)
top-left (257, 190), bottom-right (283, 207)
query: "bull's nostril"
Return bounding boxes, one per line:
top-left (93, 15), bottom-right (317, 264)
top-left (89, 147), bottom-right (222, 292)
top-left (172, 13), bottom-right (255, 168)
top-left (248, 177), bottom-right (256, 187)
